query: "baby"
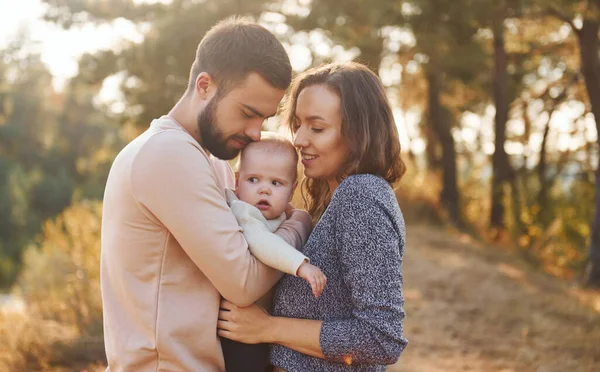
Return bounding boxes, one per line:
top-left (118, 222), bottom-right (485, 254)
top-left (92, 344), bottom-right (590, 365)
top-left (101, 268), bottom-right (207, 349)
top-left (221, 132), bottom-right (326, 372)
top-left (226, 132), bottom-right (326, 295)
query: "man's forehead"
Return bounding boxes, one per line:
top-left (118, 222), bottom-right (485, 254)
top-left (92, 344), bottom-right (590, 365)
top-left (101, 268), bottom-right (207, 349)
top-left (228, 73), bottom-right (285, 116)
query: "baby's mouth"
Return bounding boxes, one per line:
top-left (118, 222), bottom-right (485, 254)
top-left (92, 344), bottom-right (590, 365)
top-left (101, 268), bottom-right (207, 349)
top-left (256, 200), bottom-right (271, 210)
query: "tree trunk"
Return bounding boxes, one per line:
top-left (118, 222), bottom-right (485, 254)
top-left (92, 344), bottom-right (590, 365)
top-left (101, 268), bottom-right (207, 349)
top-left (426, 62), bottom-right (461, 227)
top-left (357, 37), bottom-right (383, 76)
top-left (578, 19), bottom-right (600, 287)
top-left (490, 12), bottom-right (512, 232)
top-left (424, 125), bottom-right (442, 171)
top-left (537, 109), bottom-right (554, 212)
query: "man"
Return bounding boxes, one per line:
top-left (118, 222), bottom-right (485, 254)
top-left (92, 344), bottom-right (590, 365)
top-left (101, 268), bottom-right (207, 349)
top-left (100, 17), bottom-right (311, 371)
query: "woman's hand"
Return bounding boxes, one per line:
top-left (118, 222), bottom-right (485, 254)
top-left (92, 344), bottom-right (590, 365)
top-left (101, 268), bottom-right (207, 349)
top-left (218, 300), bottom-right (274, 344)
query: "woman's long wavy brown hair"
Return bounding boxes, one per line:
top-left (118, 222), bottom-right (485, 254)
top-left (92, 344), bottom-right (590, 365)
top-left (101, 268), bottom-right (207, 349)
top-left (280, 62), bottom-right (407, 221)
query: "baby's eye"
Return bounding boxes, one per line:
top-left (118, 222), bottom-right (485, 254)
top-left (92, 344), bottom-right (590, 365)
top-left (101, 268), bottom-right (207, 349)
top-left (272, 180), bottom-right (282, 186)
top-left (248, 177), bottom-right (258, 183)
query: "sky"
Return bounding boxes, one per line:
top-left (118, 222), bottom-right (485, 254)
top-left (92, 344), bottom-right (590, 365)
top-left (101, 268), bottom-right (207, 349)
top-left (0, 0), bottom-right (147, 91)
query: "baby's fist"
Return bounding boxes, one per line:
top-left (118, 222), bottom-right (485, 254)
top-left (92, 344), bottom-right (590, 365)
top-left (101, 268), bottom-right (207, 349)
top-left (296, 262), bottom-right (327, 298)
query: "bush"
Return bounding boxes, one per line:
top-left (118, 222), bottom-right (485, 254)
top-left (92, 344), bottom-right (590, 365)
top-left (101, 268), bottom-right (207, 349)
top-left (0, 201), bottom-right (105, 371)
top-left (15, 201), bottom-right (103, 335)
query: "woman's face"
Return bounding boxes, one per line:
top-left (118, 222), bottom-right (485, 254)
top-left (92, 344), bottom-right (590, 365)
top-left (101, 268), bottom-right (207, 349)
top-left (293, 84), bottom-right (350, 188)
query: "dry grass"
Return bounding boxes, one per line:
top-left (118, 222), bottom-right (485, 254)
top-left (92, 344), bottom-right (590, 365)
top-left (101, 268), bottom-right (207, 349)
top-left (2, 198), bottom-right (599, 371)
top-left (390, 225), bottom-right (600, 372)
top-left (0, 311), bottom-right (78, 371)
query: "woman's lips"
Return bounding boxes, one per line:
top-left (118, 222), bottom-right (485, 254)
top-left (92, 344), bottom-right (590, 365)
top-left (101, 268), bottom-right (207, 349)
top-left (301, 153), bottom-right (319, 166)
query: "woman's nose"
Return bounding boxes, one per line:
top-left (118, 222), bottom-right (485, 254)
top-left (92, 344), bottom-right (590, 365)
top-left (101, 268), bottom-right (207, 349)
top-left (293, 126), bottom-right (308, 148)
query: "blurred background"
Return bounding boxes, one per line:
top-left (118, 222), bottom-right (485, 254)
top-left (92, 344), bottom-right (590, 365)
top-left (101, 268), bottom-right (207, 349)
top-left (0, 0), bottom-right (599, 371)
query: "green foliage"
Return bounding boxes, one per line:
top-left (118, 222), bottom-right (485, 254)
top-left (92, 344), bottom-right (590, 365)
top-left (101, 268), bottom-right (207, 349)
top-left (43, 0), bottom-right (273, 128)
top-left (0, 38), bottom-right (123, 287)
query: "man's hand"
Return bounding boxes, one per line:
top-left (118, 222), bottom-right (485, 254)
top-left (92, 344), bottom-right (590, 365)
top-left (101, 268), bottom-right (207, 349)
top-left (296, 262), bottom-right (327, 298)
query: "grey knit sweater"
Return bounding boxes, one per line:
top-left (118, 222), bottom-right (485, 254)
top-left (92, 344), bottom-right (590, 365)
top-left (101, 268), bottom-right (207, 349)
top-left (270, 174), bottom-right (408, 371)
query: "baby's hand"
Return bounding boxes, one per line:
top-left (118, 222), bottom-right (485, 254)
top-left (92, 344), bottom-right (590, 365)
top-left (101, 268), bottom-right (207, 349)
top-left (296, 262), bottom-right (327, 298)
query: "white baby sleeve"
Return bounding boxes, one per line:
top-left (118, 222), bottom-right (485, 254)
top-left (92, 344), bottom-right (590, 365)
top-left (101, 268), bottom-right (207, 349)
top-left (227, 193), bottom-right (308, 276)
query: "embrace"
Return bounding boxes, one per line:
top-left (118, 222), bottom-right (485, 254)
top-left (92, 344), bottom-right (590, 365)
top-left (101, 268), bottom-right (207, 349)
top-left (101, 16), bottom-right (408, 372)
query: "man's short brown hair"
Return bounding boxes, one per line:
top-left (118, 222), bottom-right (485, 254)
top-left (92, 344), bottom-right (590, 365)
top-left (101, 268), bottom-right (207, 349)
top-left (187, 16), bottom-right (292, 95)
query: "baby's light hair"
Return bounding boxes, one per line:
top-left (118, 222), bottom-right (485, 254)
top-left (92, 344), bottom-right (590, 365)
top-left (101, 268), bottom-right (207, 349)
top-left (237, 132), bottom-right (299, 181)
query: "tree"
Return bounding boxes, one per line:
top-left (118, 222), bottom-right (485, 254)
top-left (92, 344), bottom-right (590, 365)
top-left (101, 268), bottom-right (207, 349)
top-left (540, 0), bottom-right (600, 286)
top-left (0, 33), bottom-right (122, 287)
top-left (42, 0), bottom-right (275, 129)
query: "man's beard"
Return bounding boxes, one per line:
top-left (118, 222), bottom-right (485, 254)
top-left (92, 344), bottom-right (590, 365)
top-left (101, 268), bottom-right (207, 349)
top-left (197, 96), bottom-right (251, 160)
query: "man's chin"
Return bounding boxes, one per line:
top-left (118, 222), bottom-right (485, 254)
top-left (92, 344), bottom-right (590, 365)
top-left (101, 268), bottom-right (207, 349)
top-left (206, 146), bottom-right (240, 160)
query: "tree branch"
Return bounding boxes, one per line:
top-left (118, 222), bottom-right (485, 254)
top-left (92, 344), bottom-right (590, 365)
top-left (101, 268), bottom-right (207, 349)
top-left (547, 6), bottom-right (581, 36)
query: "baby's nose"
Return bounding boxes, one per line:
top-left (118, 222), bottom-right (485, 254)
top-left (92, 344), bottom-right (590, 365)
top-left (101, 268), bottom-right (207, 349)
top-left (259, 186), bottom-right (271, 195)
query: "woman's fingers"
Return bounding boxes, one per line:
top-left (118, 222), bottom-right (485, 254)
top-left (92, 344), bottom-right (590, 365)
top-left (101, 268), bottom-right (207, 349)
top-left (218, 309), bottom-right (233, 321)
top-left (217, 319), bottom-right (232, 331)
top-left (217, 329), bottom-right (234, 340)
top-left (220, 299), bottom-right (236, 310)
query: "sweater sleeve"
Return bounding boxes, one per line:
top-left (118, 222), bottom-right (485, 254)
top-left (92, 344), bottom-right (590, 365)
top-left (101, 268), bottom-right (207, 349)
top-left (228, 198), bottom-right (308, 276)
top-left (319, 188), bottom-right (408, 365)
top-left (131, 131), bottom-right (282, 307)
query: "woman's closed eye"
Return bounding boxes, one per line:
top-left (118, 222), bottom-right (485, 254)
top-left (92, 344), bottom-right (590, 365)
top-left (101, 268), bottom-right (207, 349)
top-left (311, 127), bottom-right (324, 133)
top-left (242, 110), bottom-right (254, 119)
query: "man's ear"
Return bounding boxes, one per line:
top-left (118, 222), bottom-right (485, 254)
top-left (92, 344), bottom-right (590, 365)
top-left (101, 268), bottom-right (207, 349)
top-left (195, 72), bottom-right (217, 101)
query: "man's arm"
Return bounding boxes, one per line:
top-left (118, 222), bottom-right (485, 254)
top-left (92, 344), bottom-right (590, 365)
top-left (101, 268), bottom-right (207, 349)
top-left (132, 131), bottom-right (281, 306)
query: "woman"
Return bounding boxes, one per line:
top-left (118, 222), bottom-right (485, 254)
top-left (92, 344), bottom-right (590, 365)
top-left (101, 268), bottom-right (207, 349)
top-left (218, 62), bottom-right (408, 371)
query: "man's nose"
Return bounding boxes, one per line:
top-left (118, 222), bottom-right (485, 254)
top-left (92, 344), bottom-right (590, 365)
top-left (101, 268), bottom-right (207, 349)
top-left (245, 120), bottom-right (262, 142)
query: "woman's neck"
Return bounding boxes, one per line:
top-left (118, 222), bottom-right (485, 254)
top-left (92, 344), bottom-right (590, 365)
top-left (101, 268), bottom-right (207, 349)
top-left (327, 179), bottom-right (339, 194)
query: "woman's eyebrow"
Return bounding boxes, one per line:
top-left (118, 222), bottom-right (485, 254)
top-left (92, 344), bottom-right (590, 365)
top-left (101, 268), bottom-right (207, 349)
top-left (295, 114), bottom-right (326, 121)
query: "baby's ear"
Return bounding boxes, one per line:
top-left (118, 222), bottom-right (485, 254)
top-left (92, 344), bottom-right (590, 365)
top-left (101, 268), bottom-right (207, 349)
top-left (234, 171), bottom-right (240, 188)
top-left (290, 181), bottom-right (298, 202)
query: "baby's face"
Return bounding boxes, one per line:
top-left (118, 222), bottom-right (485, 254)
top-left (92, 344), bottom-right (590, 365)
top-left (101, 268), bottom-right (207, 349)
top-left (237, 149), bottom-right (296, 220)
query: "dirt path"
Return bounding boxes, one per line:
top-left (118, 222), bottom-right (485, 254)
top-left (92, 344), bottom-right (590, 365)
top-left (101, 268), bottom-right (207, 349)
top-left (389, 225), bottom-right (600, 372)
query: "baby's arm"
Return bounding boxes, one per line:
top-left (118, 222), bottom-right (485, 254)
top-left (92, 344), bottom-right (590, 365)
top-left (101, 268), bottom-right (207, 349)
top-left (297, 261), bottom-right (327, 298)
top-left (229, 199), bottom-right (327, 296)
top-left (229, 198), bottom-right (307, 276)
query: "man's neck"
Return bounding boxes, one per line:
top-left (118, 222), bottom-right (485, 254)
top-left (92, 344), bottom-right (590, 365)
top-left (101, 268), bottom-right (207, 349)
top-left (168, 97), bottom-right (201, 143)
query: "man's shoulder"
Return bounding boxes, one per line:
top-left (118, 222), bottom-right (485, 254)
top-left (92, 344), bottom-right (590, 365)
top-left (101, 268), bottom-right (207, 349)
top-left (129, 125), bottom-right (208, 166)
